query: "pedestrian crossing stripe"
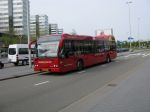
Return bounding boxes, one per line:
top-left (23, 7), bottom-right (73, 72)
top-left (124, 52), bottom-right (150, 58)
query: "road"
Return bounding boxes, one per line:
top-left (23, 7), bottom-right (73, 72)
top-left (0, 51), bottom-right (150, 112)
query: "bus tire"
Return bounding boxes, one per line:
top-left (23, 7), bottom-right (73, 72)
top-left (0, 64), bottom-right (4, 69)
top-left (14, 62), bottom-right (18, 66)
top-left (77, 60), bottom-right (84, 71)
top-left (106, 56), bottom-right (111, 63)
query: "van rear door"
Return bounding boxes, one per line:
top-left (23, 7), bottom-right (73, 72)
top-left (8, 48), bottom-right (17, 62)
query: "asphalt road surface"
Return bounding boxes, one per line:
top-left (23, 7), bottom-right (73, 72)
top-left (0, 51), bottom-right (150, 112)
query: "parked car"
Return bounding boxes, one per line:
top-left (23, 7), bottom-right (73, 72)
top-left (0, 61), bottom-right (4, 69)
top-left (117, 48), bottom-right (129, 53)
top-left (8, 44), bottom-right (35, 66)
top-left (1, 52), bottom-right (8, 57)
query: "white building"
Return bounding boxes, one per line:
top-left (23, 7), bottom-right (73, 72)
top-left (49, 24), bottom-right (63, 34)
top-left (30, 15), bottom-right (37, 37)
top-left (39, 15), bottom-right (49, 36)
top-left (0, 0), bottom-right (30, 36)
top-left (0, 0), bottom-right (13, 33)
top-left (30, 15), bottom-right (49, 38)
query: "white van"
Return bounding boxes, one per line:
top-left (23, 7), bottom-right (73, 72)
top-left (8, 44), bottom-right (35, 66)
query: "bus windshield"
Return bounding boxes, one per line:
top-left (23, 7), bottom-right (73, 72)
top-left (37, 41), bottom-right (60, 57)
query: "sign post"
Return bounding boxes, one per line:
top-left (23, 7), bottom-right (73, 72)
top-left (128, 37), bottom-right (134, 50)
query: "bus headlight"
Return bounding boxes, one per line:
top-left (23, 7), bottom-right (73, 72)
top-left (53, 65), bottom-right (58, 67)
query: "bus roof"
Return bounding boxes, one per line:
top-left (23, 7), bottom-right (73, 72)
top-left (38, 33), bottom-right (93, 42)
top-left (38, 33), bottom-right (116, 42)
top-left (62, 34), bottom-right (93, 40)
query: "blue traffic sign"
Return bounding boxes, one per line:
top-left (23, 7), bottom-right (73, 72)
top-left (128, 37), bottom-right (134, 40)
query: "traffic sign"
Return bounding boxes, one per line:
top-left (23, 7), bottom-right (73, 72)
top-left (128, 37), bottom-right (134, 40)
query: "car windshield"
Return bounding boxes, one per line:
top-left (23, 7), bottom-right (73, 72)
top-left (37, 41), bottom-right (60, 57)
top-left (8, 48), bottom-right (16, 55)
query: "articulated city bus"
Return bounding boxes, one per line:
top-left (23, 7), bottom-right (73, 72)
top-left (33, 33), bottom-right (117, 73)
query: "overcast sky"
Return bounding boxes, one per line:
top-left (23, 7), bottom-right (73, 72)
top-left (30, 0), bottom-right (150, 40)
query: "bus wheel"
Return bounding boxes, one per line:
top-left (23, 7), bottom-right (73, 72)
top-left (106, 56), bottom-right (111, 63)
top-left (77, 60), bottom-right (84, 71)
top-left (0, 64), bottom-right (4, 69)
top-left (14, 62), bottom-right (18, 66)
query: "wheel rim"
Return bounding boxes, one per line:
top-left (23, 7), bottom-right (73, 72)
top-left (106, 57), bottom-right (110, 63)
top-left (77, 61), bottom-right (83, 70)
top-left (107, 58), bottom-right (110, 62)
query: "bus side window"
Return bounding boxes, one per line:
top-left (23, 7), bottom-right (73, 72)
top-left (104, 41), bottom-right (110, 51)
top-left (96, 40), bottom-right (105, 53)
top-left (63, 40), bottom-right (74, 57)
top-left (110, 41), bottom-right (116, 51)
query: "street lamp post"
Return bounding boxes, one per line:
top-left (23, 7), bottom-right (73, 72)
top-left (138, 17), bottom-right (141, 48)
top-left (17, 30), bottom-right (22, 44)
top-left (27, 1), bottom-right (32, 68)
top-left (126, 1), bottom-right (132, 50)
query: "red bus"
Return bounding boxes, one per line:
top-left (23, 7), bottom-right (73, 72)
top-left (33, 33), bottom-right (117, 73)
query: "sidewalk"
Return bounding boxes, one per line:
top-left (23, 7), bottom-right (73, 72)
top-left (59, 55), bottom-right (150, 112)
top-left (0, 65), bottom-right (38, 81)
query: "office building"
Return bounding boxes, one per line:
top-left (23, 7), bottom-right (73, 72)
top-left (49, 24), bottom-right (58, 34)
top-left (49, 24), bottom-right (63, 34)
top-left (0, 0), bottom-right (30, 36)
top-left (0, 0), bottom-right (13, 33)
top-left (30, 15), bottom-right (49, 37)
top-left (58, 28), bottom-right (63, 34)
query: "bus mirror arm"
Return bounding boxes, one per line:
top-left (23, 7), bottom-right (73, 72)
top-left (59, 52), bottom-right (66, 59)
top-left (59, 49), bottom-right (66, 59)
top-left (60, 54), bottom-right (66, 59)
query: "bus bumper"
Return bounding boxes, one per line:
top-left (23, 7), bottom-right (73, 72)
top-left (34, 67), bottom-right (62, 73)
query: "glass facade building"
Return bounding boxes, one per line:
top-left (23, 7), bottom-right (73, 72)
top-left (49, 24), bottom-right (63, 34)
top-left (0, 0), bottom-right (30, 36)
top-left (30, 15), bottom-right (49, 37)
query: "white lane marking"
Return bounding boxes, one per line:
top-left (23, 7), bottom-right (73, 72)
top-left (124, 54), bottom-right (133, 57)
top-left (34, 81), bottom-right (50, 86)
top-left (124, 53), bottom-right (144, 58)
top-left (142, 53), bottom-right (150, 57)
top-left (136, 53), bottom-right (142, 56)
top-left (78, 71), bottom-right (86, 74)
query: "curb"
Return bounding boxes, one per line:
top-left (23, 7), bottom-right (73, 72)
top-left (0, 71), bottom-right (41, 81)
